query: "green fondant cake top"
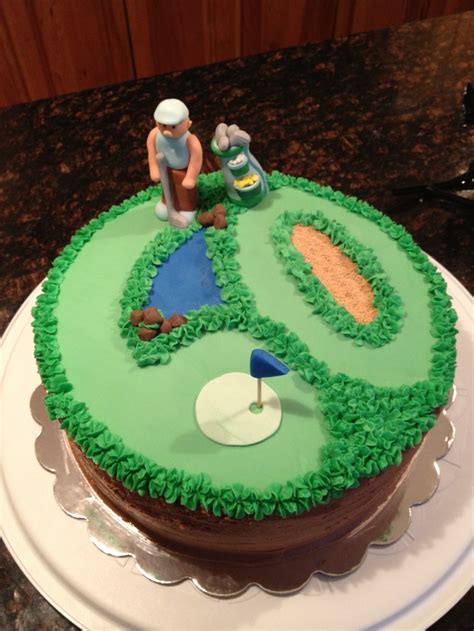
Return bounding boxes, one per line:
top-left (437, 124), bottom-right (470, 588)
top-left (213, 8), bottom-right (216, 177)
top-left (32, 171), bottom-right (457, 520)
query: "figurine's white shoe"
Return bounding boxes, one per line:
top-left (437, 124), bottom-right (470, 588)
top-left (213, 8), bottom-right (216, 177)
top-left (168, 209), bottom-right (188, 229)
top-left (180, 211), bottom-right (197, 226)
top-left (154, 201), bottom-right (168, 221)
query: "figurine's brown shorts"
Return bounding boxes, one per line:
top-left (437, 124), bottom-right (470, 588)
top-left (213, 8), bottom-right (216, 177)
top-left (162, 168), bottom-right (198, 212)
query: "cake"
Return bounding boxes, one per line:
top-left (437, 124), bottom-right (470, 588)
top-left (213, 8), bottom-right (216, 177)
top-left (31, 165), bottom-right (457, 576)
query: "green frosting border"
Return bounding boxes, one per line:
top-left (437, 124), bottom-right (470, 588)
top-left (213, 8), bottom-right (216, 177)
top-left (118, 184), bottom-right (253, 367)
top-left (32, 171), bottom-right (457, 520)
top-left (271, 210), bottom-right (404, 347)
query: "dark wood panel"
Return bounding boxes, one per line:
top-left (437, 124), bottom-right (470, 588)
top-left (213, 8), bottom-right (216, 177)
top-left (241, 0), bottom-right (339, 55)
top-left (0, 0), bottom-right (55, 104)
top-left (426, 0), bottom-right (474, 17)
top-left (349, 0), bottom-right (419, 33)
top-left (0, 32), bottom-right (30, 108)
top-left (34, 0), bottom-right (134, 94)
top-left (126, 0), bottom-right (242, 78)
top-left (334, 0), bottom-right (356, 37)
top-left (0, 4), bottom-right (30, 106)
top-left (0, 0), bottom-right (134, 107)
top-left (2, 0), bottom-right (472, 107)
top-left (404, 0), bottom-right (430, 22)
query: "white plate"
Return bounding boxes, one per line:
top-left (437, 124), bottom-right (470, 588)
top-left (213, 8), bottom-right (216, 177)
top-left (1, 260), bottom-right (473, 631)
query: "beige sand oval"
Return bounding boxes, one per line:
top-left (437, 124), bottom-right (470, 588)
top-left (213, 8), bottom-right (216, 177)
top-left (291, 224), bottom-right (378, 324)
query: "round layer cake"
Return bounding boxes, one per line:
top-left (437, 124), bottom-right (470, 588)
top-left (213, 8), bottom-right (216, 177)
top-left (68, 433), bottom-right (425, 566)
top-left (32, 171), bottom-right (457, 563)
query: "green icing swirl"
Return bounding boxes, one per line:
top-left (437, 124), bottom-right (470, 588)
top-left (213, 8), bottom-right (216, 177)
top-left (32, 171), bottom-right (457, 520)
top-left (271, 210), bottom-right (404, 347)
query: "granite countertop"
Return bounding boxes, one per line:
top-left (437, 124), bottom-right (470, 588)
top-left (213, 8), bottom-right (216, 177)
top-left (1, 12), bottom-right (473, 630)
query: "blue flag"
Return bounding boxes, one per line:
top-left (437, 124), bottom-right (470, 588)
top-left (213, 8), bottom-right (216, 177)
top-left (250, 349), bottom-right (289, 379)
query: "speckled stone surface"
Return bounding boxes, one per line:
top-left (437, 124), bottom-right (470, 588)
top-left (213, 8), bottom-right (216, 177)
top-left (1, 12), bottom-right (473, 630)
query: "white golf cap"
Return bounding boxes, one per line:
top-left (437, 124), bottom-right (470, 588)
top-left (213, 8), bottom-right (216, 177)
top-left (154, 99), bottom-right (189, 125)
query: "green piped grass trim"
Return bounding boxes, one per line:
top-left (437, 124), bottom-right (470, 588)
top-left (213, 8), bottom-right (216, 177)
top-left (118, 220), bottom-right (231, 367)
top-left (119, 197), bottom-right (255, 367)
top-left (32, 182), bottom-right (161, 380)
top-left (271, 210), bottom-right (404, 347)
top-left (32, 171), bottom-right (457, 520)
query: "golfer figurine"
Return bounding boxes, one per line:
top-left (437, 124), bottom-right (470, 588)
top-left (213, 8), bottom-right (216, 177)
top-left (147, 99), bottom-right (203, 228)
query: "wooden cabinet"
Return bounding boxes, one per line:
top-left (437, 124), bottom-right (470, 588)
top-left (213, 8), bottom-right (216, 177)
top-left (1, 0), bottom-right (472, 107)
top-left (0, 0), bottom-right (133, 105)
top-left (125, 0), bottom-right (241, 77)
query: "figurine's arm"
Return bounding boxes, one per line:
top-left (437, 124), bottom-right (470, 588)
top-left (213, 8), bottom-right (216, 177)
top-left (182, 134), bottom-right (203, 189)
top-left (147, 127), bottom-right (160, 182)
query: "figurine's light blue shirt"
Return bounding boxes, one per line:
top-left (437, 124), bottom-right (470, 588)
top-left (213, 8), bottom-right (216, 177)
top-left (155, 131), bottom-right (190, 170)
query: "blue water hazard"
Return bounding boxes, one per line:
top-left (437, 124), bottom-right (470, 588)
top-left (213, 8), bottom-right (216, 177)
top-left (146, 230), bottom-right (223, 319)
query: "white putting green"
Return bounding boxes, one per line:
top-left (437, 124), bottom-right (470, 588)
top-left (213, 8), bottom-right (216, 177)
top-left (195, 372), bottom-right (282, 446)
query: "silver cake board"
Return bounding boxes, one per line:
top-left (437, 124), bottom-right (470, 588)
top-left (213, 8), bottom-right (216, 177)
top-left (32, 385), bottom-right (454, 598)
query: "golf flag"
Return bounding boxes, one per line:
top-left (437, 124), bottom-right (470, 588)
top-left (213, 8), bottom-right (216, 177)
top-left (250, 349), bottom-right (289, 379)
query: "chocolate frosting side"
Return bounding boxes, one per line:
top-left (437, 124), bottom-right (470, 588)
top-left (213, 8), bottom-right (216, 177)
top-left (68, 435), bottom-right (424, 562)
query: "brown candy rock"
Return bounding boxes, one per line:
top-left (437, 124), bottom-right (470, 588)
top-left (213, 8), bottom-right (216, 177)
top-left (142, 306), bottom-right (164, 325)
top-left (160, 320), bottom-right (173, 334)
top-left (213, 204), bottom-right (226, 216)
top-left (169, 313), bottom-right (188, 328)
top-left (138, 327), bottom-right (157, 342)
top-left (214, 214), bottom-right (228, 230)
top-left (198, 212), bottom-right (214, 227)
top-left (130, 310), bottom-right (143, 326)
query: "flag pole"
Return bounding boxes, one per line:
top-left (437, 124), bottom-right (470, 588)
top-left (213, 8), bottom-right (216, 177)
top-left (257, 377), bottom-right (262, 408)
top-left (250, 349), bottom-right (289, 411)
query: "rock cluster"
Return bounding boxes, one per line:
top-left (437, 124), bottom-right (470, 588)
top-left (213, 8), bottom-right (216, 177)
top-left (198, 203), bottom-right (228, 230)
top-left (129, 307), bottom-right (188, 341)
